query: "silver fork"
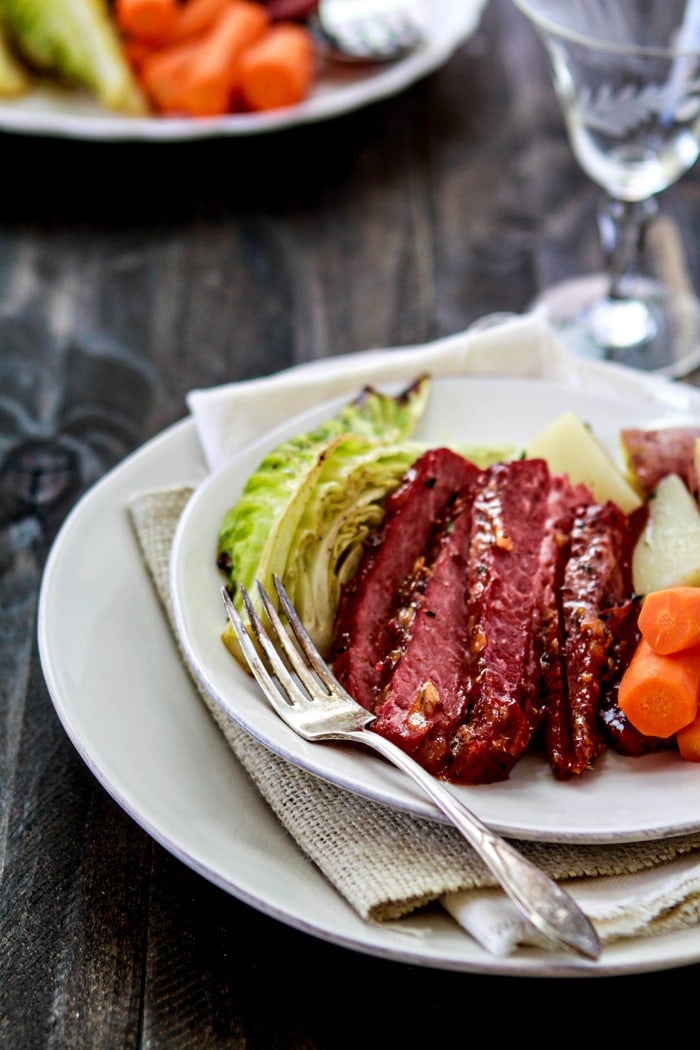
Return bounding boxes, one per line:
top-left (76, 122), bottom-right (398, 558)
top-left (221, 577), bottom-right (601, 962)
top-left (308, 0), bottom-right (426, 63)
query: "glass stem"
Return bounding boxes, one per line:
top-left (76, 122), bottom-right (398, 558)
top-left (597, 196), bottom-right (658, 300)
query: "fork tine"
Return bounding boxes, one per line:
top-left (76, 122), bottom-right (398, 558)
top-left (221, 587), bottom-right (274, 688)
top-left (221, 586), bottom-right (307, 713)
top-left (271, 574), bottom-right (350, 696)
top-left (237, 585), bottom-right (314, 705)
top-left (255, 580), bottom-right (331, 698)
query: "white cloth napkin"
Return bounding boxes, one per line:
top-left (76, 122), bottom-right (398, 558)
top-left (178, 310), bottom-right (700, 956)
top-left (187, 308), bottom-right (690, 473)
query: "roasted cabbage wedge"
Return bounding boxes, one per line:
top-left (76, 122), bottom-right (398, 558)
top-left (217, 374), bottom-right (518, 665)
top-left (0, 0), bottom-right (147, 113)
top-left (218, 377), bottom-right (431, 660)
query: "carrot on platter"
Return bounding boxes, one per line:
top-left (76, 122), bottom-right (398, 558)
top-left (115, 0), bottom-right (179, 44)
top-left (637, 585), bottom-right (700, 654)
top-left (618, 637), bottom-right (700, 739)
top-left (677, 711), bottom-right (700, 761)
top-left (178, 0), bottom-right (270, 116)
top-left (122, 35), bottom-right (154, 74)
top-left (139, 38), bottom-right (204, 112)
top-left (237, 22), bottom-right (314, 111)
top-left (169, 0), bottom-right (233, 43)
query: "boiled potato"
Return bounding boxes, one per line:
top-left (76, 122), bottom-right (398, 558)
top-left (525, 410), bottom-right (643, 514)
top-left (632, 473), bottom-right (700, 594)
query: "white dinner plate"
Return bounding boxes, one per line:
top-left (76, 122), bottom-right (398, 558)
top-left (0, 0), bottom-right (486, 141)
top-left (38, 362), bottom-right (700, 976)
top-left (171, 375), bottom-right (700, 844)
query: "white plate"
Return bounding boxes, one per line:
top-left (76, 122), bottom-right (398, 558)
top-left (0, 0), bottom-right (486, 141)
top-left (171, 375), bottom-right (700, 844)
top-left (37, 364), bottom-right (700, 976)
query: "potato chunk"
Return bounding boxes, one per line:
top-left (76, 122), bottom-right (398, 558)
top-left (525, 410), bottom-right (643, 514)
top-left (633, 473), bottom-right (700, 594)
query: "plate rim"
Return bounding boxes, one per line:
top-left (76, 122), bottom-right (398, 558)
top-left (0, 0), bottom-right (487, 141)
top-left (36, 375), bottom-right (700, 976)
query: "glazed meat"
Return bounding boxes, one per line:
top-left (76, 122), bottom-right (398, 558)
top-left (331, 447), bottom-right (483, 711)
top-left (332, 447), bottom-right (649, 784)
top-left (544, 501), bottom-right (630, 778)
top-left (369, 488), bottom-right (477, 775)
top-left (445, 459), bottom-right (556, 783)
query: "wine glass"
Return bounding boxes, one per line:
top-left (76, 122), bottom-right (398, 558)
top-left (512, 0), bottom-right (700, 376)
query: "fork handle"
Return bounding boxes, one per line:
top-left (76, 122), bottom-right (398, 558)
top-left (344, 727), bottom-right (601, 961)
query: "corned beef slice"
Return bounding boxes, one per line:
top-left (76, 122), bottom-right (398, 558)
top-left (370, 490), bottom-right (476, 775)
top-left (332, 448), bottom-right (644, 784)
top-left (538, 476), bottom-right (598, 779)
top-left (446, 459), bottom-right (554, 784)
top-left (549, 501), bottom-right (630, 778)
top-left (331, 448), bottom-right (483, 712)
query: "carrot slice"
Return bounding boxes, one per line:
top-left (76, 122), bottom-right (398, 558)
top-left (677, 711), bottom-right (700, 761)
top-left (122, 36), bottom-right (153, 74)
top-left (178, 0), bottom-right (270, 116)
top-left (169, 0), bottom-right (233, 43)
top-left (140, 38), bottom-right (203, 112)
top-left (115, 0), bottom-right (179, 44)
top-left (237, 22), bottom-right (314, 111)
top-left (618, 637), bottom-right (700, 738)
top-left (637, 585), bottom-right (700, 654)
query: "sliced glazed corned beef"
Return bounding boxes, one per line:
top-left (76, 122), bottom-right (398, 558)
top-left (370, 490), bottom-right (476, 775)
top-left (532, 474), bottom-right (596, 771)
top-left (331, 448), bottom-right (644, 785)
top-left (445, 458), bottom-right (555, 784)
top-left (545, 501), bottom-right (631, 778)
top-left (331, 447), bottom-right (483, 712)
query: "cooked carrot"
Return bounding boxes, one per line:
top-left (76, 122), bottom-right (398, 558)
top-left (237, 22), bottom-right (314, 111)
top-left (122, 35), bottom-right (154, 74)
top-left (637, 585), bottom-right (700, 655)
top-left (178, 0), bottom-right (270, 116)
top-left (677, 711), bottom-right (700, 761)
top-left (115, 0), bottom-right (179, 44)
top-left (169, 0), bottom-right (233, 42)
top-left (618, 637), bottom-right (700, 738)
top-left (140, 38), bottom-right (204, 112)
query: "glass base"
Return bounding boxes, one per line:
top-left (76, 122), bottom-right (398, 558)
top-left (532, 274), bottom-right (700, 379)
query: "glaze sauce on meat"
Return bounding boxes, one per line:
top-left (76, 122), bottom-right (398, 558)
top-left (331, 447), bottom-right (668, 784)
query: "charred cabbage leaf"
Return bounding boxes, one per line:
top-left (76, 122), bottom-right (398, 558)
top-left (223, 435), bottom-right (424, 659)
top-left (0, 0), bottom-right (147, 112)
top-left (218, 377), bottom-right (431, 658)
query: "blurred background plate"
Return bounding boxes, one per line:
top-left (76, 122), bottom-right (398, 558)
top-left (0, 0), bottom-right (488, 141)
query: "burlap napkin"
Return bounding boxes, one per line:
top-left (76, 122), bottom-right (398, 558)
top-left (129, 313), bottom-right (700, 956)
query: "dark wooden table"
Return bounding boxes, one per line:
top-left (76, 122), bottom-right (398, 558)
top-left (3, 1), bottom-right (700, 1045)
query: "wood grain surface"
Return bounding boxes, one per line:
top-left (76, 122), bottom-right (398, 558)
top-left (2, 1), bottom-right (700, 1046)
